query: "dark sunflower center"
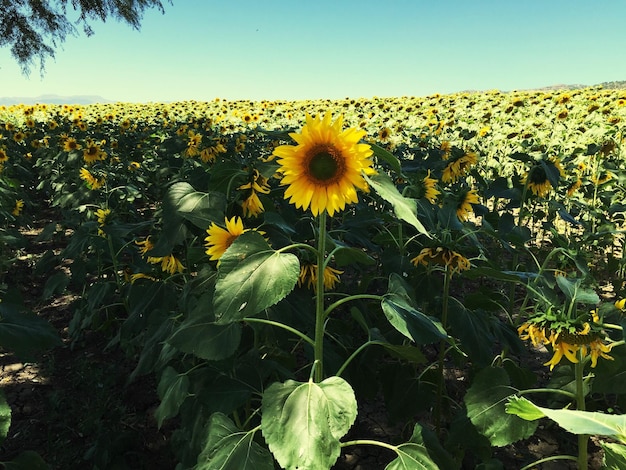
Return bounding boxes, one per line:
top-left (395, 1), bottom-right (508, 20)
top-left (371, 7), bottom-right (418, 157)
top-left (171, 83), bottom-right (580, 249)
top-left (307, 145), bottom-right (343, 182)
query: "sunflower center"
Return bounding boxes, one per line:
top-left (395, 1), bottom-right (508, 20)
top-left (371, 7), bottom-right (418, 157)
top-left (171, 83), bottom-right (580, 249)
top-left (307, 145), bottom-right (344, 182)
top-left (530, 167), bottom-right (547, 184)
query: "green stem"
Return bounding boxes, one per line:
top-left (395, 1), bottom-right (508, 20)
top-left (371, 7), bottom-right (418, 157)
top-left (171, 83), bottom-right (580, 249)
top-left (575, 353), bottom-right (588, 470)
top-left (314, 211), bottom-right (327, 383)
top-left (340, 439), bottom-right (397, 452)
top-left (434, 266), bottom-right (452, 436)
top-left (336, 340), bottom-right (388, 377)
top-left (517, 387), bottom-right (577, 400)
top-left (520, 454), bottom-right (578, 470)
top-left (243, 317), bottom-right (314, 347)
top-left (324, 294), bottom-right (384, 320)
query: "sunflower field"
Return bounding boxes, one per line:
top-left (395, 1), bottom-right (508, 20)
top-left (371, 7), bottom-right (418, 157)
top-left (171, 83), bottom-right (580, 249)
top-left (1, 87), bottom-right (626, 469)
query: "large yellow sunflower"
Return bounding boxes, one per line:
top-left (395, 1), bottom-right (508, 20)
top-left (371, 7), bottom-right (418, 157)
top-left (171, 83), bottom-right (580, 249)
top-left (273, 112), bottom-right (374, 216)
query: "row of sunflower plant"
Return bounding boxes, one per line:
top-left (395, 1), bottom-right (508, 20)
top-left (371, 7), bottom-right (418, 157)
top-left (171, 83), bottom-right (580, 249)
top-left (0, 87), bottom-right (625, 469)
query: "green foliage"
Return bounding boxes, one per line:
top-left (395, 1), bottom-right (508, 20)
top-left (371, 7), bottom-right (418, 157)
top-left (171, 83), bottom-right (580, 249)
top-left (464, 367), bottom-right (538, 446)
top-left (261, 377), bottom-right (357, 470)
top-left (214, 231), bottom-right (300, 324)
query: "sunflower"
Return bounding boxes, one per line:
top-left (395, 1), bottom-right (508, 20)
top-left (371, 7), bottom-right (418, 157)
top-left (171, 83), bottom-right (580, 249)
top-left (0, 148), bottom-right (8, 163)
top-left (12, 199), bottom-right (24, 216)
top-left (415, 171), bottom-right (440, 204)
top-left (160, 255), bottom-right (185, 274)
top-left (523, 166), bottom-right (551, 197)
top-left (63, 137), bottom-right (81, 152)
top-left (83, 139), bottom-right (106, 164)
top-left (135, 237), bottom-right (154, 256)
top-left (456, 188), bottom-right (479, 221)
top-left (411, 246), bottom-right (471, 275)
top-left (273, 112), bottom-right (374, 216)
top-left (298, 263), bottom-right (343, 291)
top-left (442, 151), bottom-right (477, 183)
top-left (205, 216), bottom-right (249, 261)
top-left (238, 169), bottom-right (271, 217)
top-left (79, 167), bottom-right (105, 190)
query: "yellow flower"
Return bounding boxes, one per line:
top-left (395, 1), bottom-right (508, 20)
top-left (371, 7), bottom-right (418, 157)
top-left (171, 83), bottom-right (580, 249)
top-left (130, 273), bottom-right (158, 283)
top-left (566, 178), bottom-right (582, 197)
top-left (12, 199), bottom-right (24, 216)
top-left (517, 322), bottom-right (550, 347)
top-left (273, 112), bottom-right (374, 216)
top-left (128, 161), bottom-right (141, 171)
top-left (205, 216), bottom-right (248, 261)
top-left (63, 137), bottom-right (81, 152)
top-left (241, 191), bottom-right (265, 218)
top-left (411, 247), bottom-right (471, 274)
top-left (442, 151), bottom-right (477, 183)
top-left (456, 189), bottom-right (479, 222)
top-left (79, 167), bottom-right (105, 190)
top-left (298, 264), bottom-right (343, 291)
top-left (523, 166), bottom-right (552, 197)
top-left (160, 254), bottom-right (185, 274)
top-left (0, 148), bottom-right (8, 163)
top-left (588, 339), bottom-right (614, 368)
top-left (95, 208), bottom-right (110, 226)
top-left (615, 299), bottom-right (626, 311)
top-left (83, 139), bottom-right (106, 164)
top-left (419, 171), bottom-right (440, 204)
top-left (135, 237), bottom-right (154, 256)
top-left (544, 339), bottom-right (580, 371)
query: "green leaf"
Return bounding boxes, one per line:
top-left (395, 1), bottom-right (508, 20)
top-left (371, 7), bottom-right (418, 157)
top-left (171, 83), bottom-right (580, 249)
top-left (506, 396), bottom-right (626, 443)
top-left (365, 172), bottom-right (430, 237)
top-left (601, 441), bottom-right (626, 469)
top-left (214, 231), bottom-right (300, 324)
top-left (195, 413), bottom-right (273, 470)
top-left (165, 181), bottom-right (226, 229)
top-left (42, 271), bottom-right (69, 299)
top-left (381, 273), bottom-right (447, 344)
top-left (464, 367), bottom-right (537, 446)
top-left (386, 423), bottom-right (459, 470)
top-left (369, 141), bottom-right (402, 174)
top-left (1, 450), bottom-right (48, 470)
top-left (261, 377), bottom-right (357, 470)
top-left (155, 366), bottom-right (190, 428)
top-left (0, 389), bottom-right (11, 445)
top-left (555, 276), bottom-right (599, 305)
top-left (0, 299), bottom-right (61, 361)
top-left (168, 318), bottom-right (241, 361)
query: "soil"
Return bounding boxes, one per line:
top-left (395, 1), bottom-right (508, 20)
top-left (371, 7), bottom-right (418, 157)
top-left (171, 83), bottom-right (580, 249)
top-left (0, 214), bottom-right (609, 470)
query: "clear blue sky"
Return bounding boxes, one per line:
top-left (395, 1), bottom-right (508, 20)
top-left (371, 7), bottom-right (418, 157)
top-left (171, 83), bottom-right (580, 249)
top-left (2, 0), bottom-right (626, 102)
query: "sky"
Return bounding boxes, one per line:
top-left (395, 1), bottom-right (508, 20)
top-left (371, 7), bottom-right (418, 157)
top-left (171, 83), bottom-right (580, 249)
top-left (2, 0), bottom-right (626, 103)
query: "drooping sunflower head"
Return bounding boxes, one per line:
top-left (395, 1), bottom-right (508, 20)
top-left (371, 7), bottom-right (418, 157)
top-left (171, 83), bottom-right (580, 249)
top-left (456, 188), bottom-right (479, 222)
top-left (273, 112), bottom-right (374, 216)
top-left (523, 165), bottom-right (552, 197)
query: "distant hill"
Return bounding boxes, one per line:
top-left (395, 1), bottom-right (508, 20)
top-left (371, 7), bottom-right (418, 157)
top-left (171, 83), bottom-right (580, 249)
top-left (0, 94), bottom-right (112, 105)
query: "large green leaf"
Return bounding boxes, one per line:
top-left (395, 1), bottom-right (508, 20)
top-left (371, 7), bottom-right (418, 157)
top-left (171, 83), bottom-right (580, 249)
top-left (365, 172), bottom-right (430, 237)
top-left (381, 273), bottom-right (447, 344)
top-left (195, 413), bottom-right (273, 470)
top-left (0, 389), bottom-right (10, 445)
top-left (601, 441), bottom-right (626, 469)
top-left (464, 367), bottom-right (537, 446)
top-left (165, 181), bottom-right (226, 229)
top-left (0, 298), bottom-right (61, 361)
top-left (214, 231), bottom-right (300, 324)
top-left (155, 366), bottom-right (190, 428)
top-left (506, 396), bottom-right (626, 443)
top-left (369, 141), bottom-right (402, 174)
top-left (168, 317), bottom-right (241, 361)
top-left (386, 423), bottom-right (458, 470)
top-left (261, 377), bottom-right (357, 470)
top-left (555, 276), bottom-right (599, 305)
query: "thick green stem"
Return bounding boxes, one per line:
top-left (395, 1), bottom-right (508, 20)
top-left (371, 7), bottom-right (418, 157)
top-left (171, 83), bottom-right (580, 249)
top-left (434, 266), bottom-right (452, 435)
top-left (575, 354), bottom-right (588, 470)
top-left (314, 211), bottom-right (327, 383)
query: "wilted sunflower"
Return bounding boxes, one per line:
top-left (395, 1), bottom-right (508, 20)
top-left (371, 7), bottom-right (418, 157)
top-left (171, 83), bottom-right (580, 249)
top-left (456, 188), bottom-right (479, 221)
top-left (414, 171), bottom-right (440, 204)
top-left (205, 216), bottom-right (249, 261)
top-left (12, 199), bottom-right (24, 216)
top-left (238, 169), bottom-right (271, 217)
top-left (273, 112), bottom-right (374, 216)
top-left (442, 151), bottom-right (478, 183)
top-left (523, 166), bottom-right (552, 197)
top-left (411, 246), bottom-right (471, 275)
top-left (519, 317), bottom-right (614, 371)
top-left (298, 263), bottom-right (343, 291)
